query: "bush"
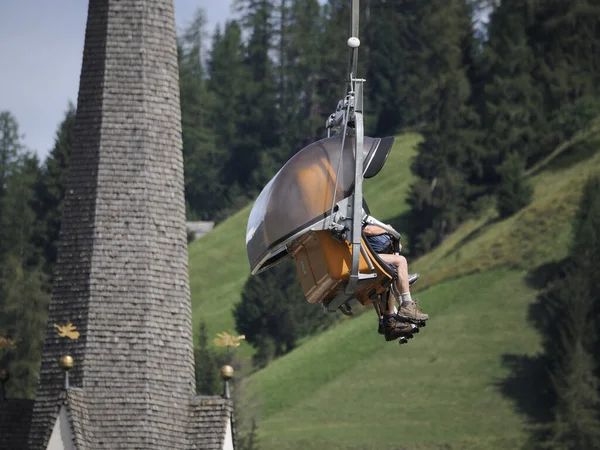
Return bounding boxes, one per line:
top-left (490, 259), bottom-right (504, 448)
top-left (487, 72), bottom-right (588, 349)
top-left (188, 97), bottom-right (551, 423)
top-left (233, 260), bottom-right (337, 366)
top-left (551, 96), bottom-right (600, 141)
top-left (496, 152), bottom-right (534, 218)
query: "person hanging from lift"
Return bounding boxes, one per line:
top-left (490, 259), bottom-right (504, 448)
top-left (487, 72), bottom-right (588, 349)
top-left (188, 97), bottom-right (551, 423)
top-left (363, 221), bottom-right (429, 341)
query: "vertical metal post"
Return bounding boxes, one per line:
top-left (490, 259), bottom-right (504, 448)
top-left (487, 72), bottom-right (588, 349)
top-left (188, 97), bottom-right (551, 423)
top-left (346, 0), bottom-right (364, 295)
top-left (350, 0), bottom-right (360, 77)
top-left (348, 81), bottom-right (364, 293)
top-left (351, 0), bottom-right (360, 37)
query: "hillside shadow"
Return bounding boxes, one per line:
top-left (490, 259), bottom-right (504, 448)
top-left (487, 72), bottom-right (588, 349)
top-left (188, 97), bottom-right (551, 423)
top-left (496, 353), bottom-right (553, 424)
top-left (531, 139), bottom-right (599, 175)
top-left (494, 259), bottom-right (570, 428)
top-left (439, 215), bottom-right (501, 259)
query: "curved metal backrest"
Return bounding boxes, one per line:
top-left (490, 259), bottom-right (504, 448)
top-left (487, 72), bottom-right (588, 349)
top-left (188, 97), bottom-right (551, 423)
top-left (246, 135), bottom-right (394, 274)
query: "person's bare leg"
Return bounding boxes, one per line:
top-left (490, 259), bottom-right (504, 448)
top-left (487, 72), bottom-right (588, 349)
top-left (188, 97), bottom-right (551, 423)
top-left (379, 253), bottom-right (428, 322)
top-left (384, 290), bottom-right (395, 315)
top-left (379, 254), bottom-right (410, 295)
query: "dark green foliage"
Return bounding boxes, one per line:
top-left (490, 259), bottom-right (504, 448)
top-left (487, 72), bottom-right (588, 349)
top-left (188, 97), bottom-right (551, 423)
top-left (33, 103), bottom-right (75, 274)
top-left (178, 11), bottom-right (229, 221)
top-left (480, 0), bottom-right (546, 168)
top-left (406, 0), bottom-right (485, 251)
top-left (523, 177), bottom-right (600, 448)
top-left (233, 1), bottom-right (282, 193)
top-left (0, 111), bottom-right (22, 199)
top-left (278, 0), bottom-right (326, 149)
top-left (545, 273), bottom-right (600, 449)
top-left (527, 0), bottom-right (600, 114)
top-left (495, 152), bottom-right (533, 218)
top-left (0, 258), bottom-right (48, 399)
top-left (195, 321), bottom-right (221, 395)
top-left (233, 260), bottom-right (336, 366)
top-left (364, 0), bottom-right (422, 135)
top-left (237, 419), bottom-right (260, 450)
top-left (550, 96), bottom-right (600, 143)
top-left (0, 112), bottom-right (49, 398)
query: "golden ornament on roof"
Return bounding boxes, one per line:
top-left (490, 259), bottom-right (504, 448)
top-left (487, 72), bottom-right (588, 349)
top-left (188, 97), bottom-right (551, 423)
top-left (220, 365), bottom-right (234, 380)
top-left (54, 323), bottom-right (80, 340)
top-left (214, 331), bottom-right (246, 348)
top-left (59, 355), bottom-right (74, 371)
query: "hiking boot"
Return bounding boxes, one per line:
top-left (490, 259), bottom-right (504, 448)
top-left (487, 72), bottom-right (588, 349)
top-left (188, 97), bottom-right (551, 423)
top-left (397, 300), bottom-right (429, 323)
top-left (383, 315), bottom-right (415, 342)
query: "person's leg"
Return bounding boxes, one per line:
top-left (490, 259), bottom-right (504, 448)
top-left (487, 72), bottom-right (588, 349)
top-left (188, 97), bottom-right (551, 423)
top-left (379, 254), bottom-right (429, 322)
top-left (379, 253), bottom-right (410, 296)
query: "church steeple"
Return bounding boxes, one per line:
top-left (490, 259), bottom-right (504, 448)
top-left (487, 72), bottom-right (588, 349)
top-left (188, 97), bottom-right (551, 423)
top-left (28, 1), bottom-right (196, 447)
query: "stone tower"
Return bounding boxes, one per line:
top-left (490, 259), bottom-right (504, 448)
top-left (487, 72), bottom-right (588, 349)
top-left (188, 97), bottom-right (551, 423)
top-left (26, 1), bottom-right (216, 448)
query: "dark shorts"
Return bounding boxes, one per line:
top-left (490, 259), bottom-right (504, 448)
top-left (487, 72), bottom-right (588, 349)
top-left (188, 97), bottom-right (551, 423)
top-left (367, 234), bottom-right (391, 253)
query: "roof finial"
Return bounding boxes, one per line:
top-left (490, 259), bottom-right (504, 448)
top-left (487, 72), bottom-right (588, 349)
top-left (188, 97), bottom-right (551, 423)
top-left (59, 355), bottom-right (74, 389)
top-left (220, 365), bottom-right (234, 399)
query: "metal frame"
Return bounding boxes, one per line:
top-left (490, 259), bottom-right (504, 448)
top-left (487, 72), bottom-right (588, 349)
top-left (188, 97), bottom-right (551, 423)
top-left (321, 0), bottom-right (370, 312)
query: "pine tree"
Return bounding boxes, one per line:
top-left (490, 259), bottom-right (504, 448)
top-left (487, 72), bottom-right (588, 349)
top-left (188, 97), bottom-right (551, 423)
top-left (33, 103), bottom-right (75, 275)
top-left (194, 321), bottom-right (220, 395)
top-left (178, 10), bottom-right (229, 220)
top-left (207, 21), bottom-right (250, 216)
top-left (0, 111), bottom-right (22, 200)
top-left (232, 0), bottom-right (282, 193)
top-left (365, 0), bottom-right (422, 135)
top-left (532, 176), bottom-right (600, 447)
top-left (545, 274), bottom-right (600, 449)
top-left (407, 0), bottom-right (485, 252)
top-left (278, 0), bottom-right (325, 149)
top-left (233, 260), bottom-right (336, 365)
top-left (481, 0), bottom-right (546, 170)
top-left (495, 152), bottom-right (533, 218)
top-left (526, 0), bottom-right (600, 157)
top-left (0, 152), bottom-right (49, 398)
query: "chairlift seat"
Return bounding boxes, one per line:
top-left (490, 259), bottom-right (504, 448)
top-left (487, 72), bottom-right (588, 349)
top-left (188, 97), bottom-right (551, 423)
top-left (289, 230), bottom-right (397, 307)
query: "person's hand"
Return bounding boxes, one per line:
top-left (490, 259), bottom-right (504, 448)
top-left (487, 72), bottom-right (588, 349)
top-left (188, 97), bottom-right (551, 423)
top-left (398, 242), bottom-right (403, 252)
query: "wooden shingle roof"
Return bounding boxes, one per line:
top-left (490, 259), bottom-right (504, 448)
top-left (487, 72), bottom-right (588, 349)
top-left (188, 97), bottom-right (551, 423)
top-left (188, 397), bottom-right (235, 449)
top-left (27, 0), bottom-right (206, 448)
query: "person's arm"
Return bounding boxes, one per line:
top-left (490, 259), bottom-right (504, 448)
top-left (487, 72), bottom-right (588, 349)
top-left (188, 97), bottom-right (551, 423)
top-left (363, 224), bottom-right (389, 236)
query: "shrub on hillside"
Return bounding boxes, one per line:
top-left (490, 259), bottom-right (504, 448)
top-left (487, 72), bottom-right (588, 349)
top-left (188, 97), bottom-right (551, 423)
top-left (233, 260), bottom-right (337, 366)
top-left (520, 175), bottom-right (600, 447)
top-left (496, 152), bottom-right (533, 218)
top-left (551, 96), bottom-right (600, 142)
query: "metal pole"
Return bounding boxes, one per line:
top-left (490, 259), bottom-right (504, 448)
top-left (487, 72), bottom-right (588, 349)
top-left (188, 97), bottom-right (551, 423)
top-left (350, 0), bottom-right (360, 77)
top-left (351, 0), bottom-right (360, 38)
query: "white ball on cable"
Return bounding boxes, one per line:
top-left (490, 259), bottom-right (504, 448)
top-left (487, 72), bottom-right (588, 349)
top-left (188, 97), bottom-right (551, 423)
top-left (347, 37), bottom-right (360, 48)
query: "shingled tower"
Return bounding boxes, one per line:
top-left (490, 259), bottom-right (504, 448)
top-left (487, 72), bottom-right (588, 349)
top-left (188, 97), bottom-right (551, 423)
top-left (26, 1), bottom-right (219, 448)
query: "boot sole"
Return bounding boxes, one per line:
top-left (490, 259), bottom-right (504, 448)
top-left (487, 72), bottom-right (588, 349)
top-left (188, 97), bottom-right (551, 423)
top-left (396, 314), bottom-right (428, 327)
top-left (384, 324), bottom-right (419, 341)
top-left (378, 317), bottom-right (427, 334)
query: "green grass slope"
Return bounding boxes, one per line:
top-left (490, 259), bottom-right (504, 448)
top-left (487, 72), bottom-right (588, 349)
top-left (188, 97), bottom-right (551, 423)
top-left (233, 135), bottom-right (600, 448)
top-left (188, 133), bottom-right (422, 355)
top-left (240, 269), bottom-right (540, 449)
top-left (189, 127), bottom-right (600, 448)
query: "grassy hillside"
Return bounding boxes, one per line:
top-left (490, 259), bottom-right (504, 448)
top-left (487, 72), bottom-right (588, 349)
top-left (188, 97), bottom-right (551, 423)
top-left (412, 133), bottom-right (600, 290)
top-left (189, 127), bottom-right (600, 448)
top-left (239, 269), bottom-right (540, 449)
top-left (188, 133), bottom-right (422, 355)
